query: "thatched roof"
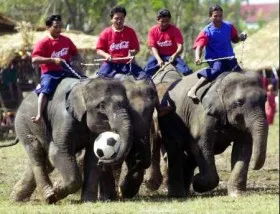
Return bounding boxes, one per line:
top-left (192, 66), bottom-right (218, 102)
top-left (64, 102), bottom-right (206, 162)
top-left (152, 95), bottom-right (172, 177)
top-left (0, 13), bottom-right (17, 33)
top-left (0, 27), bottom-right (98, 68)
top-left (234, 17), bottom-right (279, 70)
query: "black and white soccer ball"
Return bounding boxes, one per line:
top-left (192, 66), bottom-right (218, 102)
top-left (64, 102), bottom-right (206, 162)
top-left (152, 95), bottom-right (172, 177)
top-left (94, 131), bottom-right (120, 160)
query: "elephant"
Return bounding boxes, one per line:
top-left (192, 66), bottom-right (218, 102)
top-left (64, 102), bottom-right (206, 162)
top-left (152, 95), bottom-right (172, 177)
top-left (2, 77), bottom-right (133, 203)
top-left (98, 77), bottom-right (158, 200)
top-left (155, 70), bottom-right (268, 197)
top-left (145, 63), bottom-right (182, 191)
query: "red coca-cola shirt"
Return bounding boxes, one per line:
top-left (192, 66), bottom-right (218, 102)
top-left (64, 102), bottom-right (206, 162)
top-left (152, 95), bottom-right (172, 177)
top-left (96, 26), bottom-right (140, 63)
top-left (32, 34), bottom-right (78, 74)
top-left (148, 24), bottom-right (183, 56)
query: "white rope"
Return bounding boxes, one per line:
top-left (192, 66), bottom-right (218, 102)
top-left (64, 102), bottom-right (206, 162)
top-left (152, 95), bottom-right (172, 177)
top-left (201, 56), bottom-right (235, 63)
top-left (62, 60), bottom-right (82, 79)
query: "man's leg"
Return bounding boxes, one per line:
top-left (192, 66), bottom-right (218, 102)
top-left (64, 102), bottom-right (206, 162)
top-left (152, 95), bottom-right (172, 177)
top-left (174, 57), bottom-right (192, 76)
top-left (31, 93), bottom-right (48, 123)
top-left (143, 56), bottom-right (160, 77)
top-left (97, 62), bottom-right (114, 78)
top-left (187, 77), bottom-right (208, 100)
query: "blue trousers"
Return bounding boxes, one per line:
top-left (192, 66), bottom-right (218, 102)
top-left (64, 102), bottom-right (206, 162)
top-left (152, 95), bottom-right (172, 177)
top-left (198, 58), bottom-right (242, 81)
top-left (35, 68), bottom-right (86, 98)
top-left (144, 55), bottom-right (192, 77)
top-left (97, 62), bottom-right (147, 80)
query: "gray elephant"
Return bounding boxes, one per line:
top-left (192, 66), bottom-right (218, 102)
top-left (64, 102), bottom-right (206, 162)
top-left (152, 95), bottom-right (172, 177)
top-left (99, 77), bottom-right (158, 200)
top-left (145, 63), bottom-right (181, 191)
top-left (157, 71), bottom-right (268, 197)
top-left (2, 77), bottom-right (133, 203)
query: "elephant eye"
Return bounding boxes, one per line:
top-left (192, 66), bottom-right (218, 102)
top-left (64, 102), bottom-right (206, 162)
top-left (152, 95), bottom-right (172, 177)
top-left (233, 99), bottom-right (245, 108)
top-left (98, 102), bottom-right (106, 110)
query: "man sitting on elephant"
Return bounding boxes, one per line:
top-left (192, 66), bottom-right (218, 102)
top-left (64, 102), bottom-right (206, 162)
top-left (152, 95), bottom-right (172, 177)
top-left (96, 6), bottom-right (146, 80)
top-left (187, 5), bottom-right (247, 100)
top-left (144, 8), bottom-right (192, 78)
top-left (31, 14), bottom-right (85, 123)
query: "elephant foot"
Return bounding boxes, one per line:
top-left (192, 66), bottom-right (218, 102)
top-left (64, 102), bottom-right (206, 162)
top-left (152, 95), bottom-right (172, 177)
top-left (10, 183), bottom-right (35, 202)
top-left (42, 186), bottom-right (57, 204)
top-left (168, 184), bottom-right (187, 198)
top-left (168, 189), bottom-right (186, 198)
top-left (99, 192), bottom-right (117, 201)
top-left (145, 173), bottom-right (163, 191)
top-left (192, 173), bottom-right (219, 193)
top-left (227, 186), bottom-right (246, 197)
top-left (10, 191), bottom-right (31, 202)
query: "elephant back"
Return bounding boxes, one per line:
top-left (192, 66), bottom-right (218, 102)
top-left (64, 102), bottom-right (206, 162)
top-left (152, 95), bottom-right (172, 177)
top-left (152, 63), bottom-right (182, 84)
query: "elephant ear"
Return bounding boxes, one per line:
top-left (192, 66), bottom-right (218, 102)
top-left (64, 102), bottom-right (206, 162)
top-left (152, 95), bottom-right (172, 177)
top-left (201, 79), bottom-right (227, 125)
top-left (65, 84), bottom-right (86, 122)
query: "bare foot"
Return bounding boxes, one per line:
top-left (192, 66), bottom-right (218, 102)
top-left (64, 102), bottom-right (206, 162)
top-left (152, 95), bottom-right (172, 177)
top-left (31, 115), bottom-right (41, 123)
top-left (187, 90), bottom-right (198, 100)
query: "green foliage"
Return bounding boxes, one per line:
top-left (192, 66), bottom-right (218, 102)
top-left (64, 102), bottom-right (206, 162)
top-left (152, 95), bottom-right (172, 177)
top-left (0, 0), bottom-right (260, 65)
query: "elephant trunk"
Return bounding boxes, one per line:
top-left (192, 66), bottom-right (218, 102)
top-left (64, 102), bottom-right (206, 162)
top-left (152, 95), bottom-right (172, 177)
top-left (99, 109), bottom-right (132, 166)
top-left (250, 115), bottom-right (268, 170)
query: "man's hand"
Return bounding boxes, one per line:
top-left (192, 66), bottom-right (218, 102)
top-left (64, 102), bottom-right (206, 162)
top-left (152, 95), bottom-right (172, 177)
top-left (52, 58), bottom-right (65, 65)
top-left (239, 32), bottom-right (247, 41)
top-left (105, 54), bottom-right (112, 61)
top-left (195, 57), bottom-right (202, 65)
top-left (169, 55), bottom-right (176, 63)
top-left (128, 49), bottom-right (136, 56)
top-left (157, 59), bottom-right (164, 67)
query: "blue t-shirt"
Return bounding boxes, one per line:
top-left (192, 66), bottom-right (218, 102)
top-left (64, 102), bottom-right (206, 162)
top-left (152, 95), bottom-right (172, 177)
top-left (193, 21), bottom-right (238, 60)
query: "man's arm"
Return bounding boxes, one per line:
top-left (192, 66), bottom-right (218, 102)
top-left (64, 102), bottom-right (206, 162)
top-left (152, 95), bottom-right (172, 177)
top-left (32, 56), bottom-right (62, 65)
top-left (195, 46), bottom-right (203, 65)
top-left (151, 47), bottom-right (164, 67)
top-left (96, 49), bottom-right (111, 61)
top-left (170, 43), bottom-right (183, 62)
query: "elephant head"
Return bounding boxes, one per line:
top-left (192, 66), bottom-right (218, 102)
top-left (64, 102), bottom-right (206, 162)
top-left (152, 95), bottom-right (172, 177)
top-left (202, 71), bottom-right (268, 170)
top-left (66, 78), bottom-right (133, 165)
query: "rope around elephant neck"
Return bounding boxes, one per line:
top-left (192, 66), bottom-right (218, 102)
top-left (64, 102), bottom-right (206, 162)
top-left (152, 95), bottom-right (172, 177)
top-left (62, 60), bottom-right (83, 79)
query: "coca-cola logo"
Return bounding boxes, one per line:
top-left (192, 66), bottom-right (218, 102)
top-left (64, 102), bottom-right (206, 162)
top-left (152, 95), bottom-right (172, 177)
top-left (110, 41), bottom-right (129, 51)
top-left (51, 48), bottom-right (69, 58)
top-left (157, 40), bottom-right (172, 47)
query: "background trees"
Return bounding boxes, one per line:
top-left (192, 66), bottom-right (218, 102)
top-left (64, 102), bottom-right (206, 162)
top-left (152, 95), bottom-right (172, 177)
top-left (0, 0), bottom-right (248, 66)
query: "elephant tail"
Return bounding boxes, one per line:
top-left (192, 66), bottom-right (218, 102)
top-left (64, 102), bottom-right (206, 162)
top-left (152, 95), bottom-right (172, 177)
top-left (0, 137), bottom-right (19, 148)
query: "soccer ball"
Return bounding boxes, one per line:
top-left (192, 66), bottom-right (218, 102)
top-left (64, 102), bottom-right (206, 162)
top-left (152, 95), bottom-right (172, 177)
top-left (94, 131), bottom-right (121, 160)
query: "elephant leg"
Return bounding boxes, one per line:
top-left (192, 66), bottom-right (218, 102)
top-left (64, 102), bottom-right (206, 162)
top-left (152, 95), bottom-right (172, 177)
top-left (158, 114), bottom-right (187, 197)
top-left (10, 162), bottom-right (36, 202)
top-left (81, 147), bottom-right (100, 202)
top-left (21, 135), bottom-right (56, 203)
top-left (145, 131), bottom-right (163, 191)
top-left (192, 137), bottom-right (219, 193)
top-left (49, 143), bottom-right (82, 201)
top-left (165, 142), bottom-right (186, 197)
top-left (120, 163), bottom-right (145, 199)
top-left (228, 135), bottom-right (252, 197)
top-left (99, 168), bottom-right (117, 201)
top-left (182, 153), bottom-right (196, 196)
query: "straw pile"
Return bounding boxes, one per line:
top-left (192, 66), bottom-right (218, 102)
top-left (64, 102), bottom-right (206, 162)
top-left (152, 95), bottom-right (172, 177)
top-left (234, 17), bottom-right (279, 70)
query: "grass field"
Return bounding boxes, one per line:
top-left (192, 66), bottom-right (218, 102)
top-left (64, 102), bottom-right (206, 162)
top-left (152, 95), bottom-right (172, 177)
top-left (0, 113), bottom-right (278, 214)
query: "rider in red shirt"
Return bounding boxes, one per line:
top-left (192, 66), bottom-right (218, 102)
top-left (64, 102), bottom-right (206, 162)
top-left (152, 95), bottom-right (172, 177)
top-left (144, 9), bottom-right (192, 77)
top-left (31, 14), bottom-right (85, 123)
top-left (96, 6), bottom-right (145, 79)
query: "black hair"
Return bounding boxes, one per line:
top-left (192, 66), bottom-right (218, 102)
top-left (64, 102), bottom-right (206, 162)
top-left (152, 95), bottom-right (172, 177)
top-left (110, 6), bottom-right (126, 18)
top-left (209, 5), bottom-right (223, 17)
top-left (157, 9), bottom-right (171, 20)
top-left (45, 14), bottom-right (62, 27)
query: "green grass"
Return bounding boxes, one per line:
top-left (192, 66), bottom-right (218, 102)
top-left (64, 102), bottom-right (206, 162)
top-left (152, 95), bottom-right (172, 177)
top-left (0, 113), bottom-right (278, 213)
